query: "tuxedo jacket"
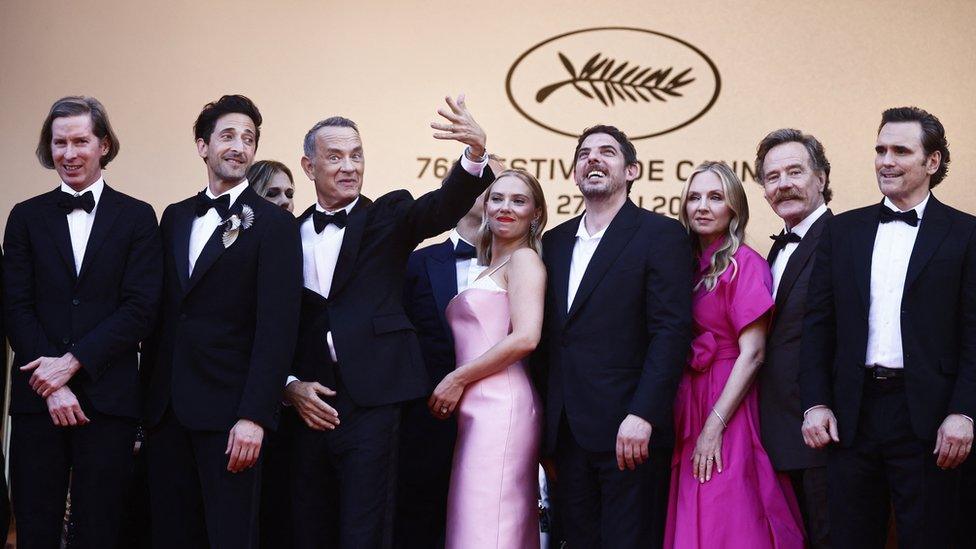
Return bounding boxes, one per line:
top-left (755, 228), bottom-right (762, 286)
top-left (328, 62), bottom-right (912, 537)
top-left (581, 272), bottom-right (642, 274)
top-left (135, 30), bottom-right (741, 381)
top-left (292, 162), bottom-right (493, 408)
top-left (403, 239), bottom-right (458, 386)
top-left (3, 185), bottom-right (162, 418)
top-left (800, 196), bottom-right (976, 444)
top-left (759, 210), bottom-right (831, 471)
top-left (143, 186), bottom-right (303, 432)
top-left (538, 199), bottom-right (693, 454)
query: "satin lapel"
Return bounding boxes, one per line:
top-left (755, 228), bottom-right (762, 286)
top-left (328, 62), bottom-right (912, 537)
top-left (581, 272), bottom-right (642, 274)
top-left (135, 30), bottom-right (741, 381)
top-left (328, 196), bottom-right (371, 297)
top-left (772, 210), bottom-right (831, 320)
top-left (904, 196), bottom-right (951, 291)
top-left (548, 216), bottom-right (581, 326)
top-left (185, 224), bottom-right (227, 293)
top-left (852, 205), bottom-right (881, 314)
top-left (77, 185), bottom-right (123, 284)
top-left (172, 201), bottom-right (195, 292)
top-left (567, 200), bottom-right (641, 321)
top-left (426, 240), bottom-right (458, 334)
top-left (42, 190), bottom-right (77, 279)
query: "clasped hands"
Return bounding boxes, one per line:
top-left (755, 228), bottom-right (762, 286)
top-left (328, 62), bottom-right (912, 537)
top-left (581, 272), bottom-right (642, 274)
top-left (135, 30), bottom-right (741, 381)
top-left (22, 353), bottom-right (87, 427)
top-left (802, 406), bottom-right (972, 469)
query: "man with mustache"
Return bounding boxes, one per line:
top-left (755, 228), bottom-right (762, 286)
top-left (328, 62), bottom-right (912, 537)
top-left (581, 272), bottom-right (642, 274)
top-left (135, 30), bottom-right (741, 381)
top-left (801, 107), bottom-right (976, 548)
top-left (143, 94), bottom-right (303, 548)
top-left (755, 129), bottom-right (832, 547)
top-left (537, 125), bottom-right (693, 547)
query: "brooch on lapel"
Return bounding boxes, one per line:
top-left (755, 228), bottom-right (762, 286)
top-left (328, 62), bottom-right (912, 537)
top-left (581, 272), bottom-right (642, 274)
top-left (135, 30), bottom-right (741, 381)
top-left (221, 204), bottom-right (255, 248)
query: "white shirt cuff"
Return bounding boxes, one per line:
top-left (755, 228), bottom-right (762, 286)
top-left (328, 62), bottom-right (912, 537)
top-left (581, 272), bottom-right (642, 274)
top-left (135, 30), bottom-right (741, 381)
top-left (285, 375), bottom-right (299, 387)
top-left (803, 404), bottom-right (828, 418)
top-left (460, 148), bottom-right (488, 177)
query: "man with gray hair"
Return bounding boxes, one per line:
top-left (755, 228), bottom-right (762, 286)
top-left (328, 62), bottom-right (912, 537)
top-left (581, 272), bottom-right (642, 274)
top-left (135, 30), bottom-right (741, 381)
top-left (755, 128), bottom-right (832, 547)
top-left (284, 95), bottom-right (495, 548)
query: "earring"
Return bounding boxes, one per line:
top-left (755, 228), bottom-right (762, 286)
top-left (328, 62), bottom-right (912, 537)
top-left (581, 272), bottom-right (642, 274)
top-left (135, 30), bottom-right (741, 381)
top-left (530, 219), bottom-right (539, 233)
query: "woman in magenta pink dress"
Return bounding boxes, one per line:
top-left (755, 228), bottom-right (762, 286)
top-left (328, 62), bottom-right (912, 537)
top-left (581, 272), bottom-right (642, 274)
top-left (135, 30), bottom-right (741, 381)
top-left (427, 169), bottom-right (547, 549)
top-left (665, 161), bottom-right (805, 548)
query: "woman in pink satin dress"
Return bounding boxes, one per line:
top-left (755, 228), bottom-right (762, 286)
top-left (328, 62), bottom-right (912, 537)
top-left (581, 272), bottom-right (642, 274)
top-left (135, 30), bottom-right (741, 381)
top-left (665, 162), bottom-right (805, 548)
top-left (428, 169), bottom-right (548, 549)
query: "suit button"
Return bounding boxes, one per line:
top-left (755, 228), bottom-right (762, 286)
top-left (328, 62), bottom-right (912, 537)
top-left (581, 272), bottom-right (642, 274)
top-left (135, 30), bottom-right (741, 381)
top-left (72, 299), bottom-right (80, 306)
top-left (62, 337), bottom-right (70, 344)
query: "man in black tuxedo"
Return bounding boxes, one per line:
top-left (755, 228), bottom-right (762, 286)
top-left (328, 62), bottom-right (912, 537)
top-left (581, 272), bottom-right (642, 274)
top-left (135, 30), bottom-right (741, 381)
top-left (3, 96), bottom-right (161, 548)
top-left (800, 107), bottom-right (976, 548)
top-left (393, 184), bottom-right (484, 548)
top-left (284, 95), bottom-right (493, 548)
top-left (538, 125), bottom-right (692, 548)
top-left (755, 129), bottom-right (832, 548)
top-left (143, 95), bottom-right (303, 549)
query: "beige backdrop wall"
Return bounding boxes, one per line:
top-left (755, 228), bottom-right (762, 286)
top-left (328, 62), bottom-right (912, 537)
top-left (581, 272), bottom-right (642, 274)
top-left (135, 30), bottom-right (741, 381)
top-left (1, 0), bottom-right (974, 254)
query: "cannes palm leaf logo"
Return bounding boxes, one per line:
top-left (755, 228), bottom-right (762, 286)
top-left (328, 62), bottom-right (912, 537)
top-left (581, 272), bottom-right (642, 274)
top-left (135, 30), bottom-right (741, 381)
top-left (535, 52), bottom-right (695, 106)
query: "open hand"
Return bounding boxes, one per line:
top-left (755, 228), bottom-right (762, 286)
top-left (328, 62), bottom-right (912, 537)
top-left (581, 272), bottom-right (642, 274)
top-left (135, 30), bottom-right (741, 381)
top-left (431, 94), bottom-right (486, 159)
top-left (285, 380), bottom-right (340, 431)
top-left (46, 386), bottom-right (90, 427)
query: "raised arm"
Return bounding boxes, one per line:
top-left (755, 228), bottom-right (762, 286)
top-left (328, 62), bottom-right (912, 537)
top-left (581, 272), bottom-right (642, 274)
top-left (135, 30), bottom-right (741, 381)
top-left (428, 248), bottom-right (545, 417)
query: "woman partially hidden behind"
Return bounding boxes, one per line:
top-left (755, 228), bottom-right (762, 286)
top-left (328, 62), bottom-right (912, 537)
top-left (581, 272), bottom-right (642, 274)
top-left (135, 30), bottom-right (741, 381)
top-left (428, 169), bottom-right (547, 549)
top-left (666, 161), bottom-right (804, 548)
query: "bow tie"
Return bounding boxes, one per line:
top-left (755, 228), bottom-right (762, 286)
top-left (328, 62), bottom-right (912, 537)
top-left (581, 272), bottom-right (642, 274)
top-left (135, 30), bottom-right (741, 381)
top-left (58, 191), bottom-right (95, 214)
top-left (770, 231), bottom-right (802, 246)
top-left (879, 205), bottom-right (919, 227)
top-left (195, 192), bottom-right (231, 218)
top-left (454, 239), bottom-right (477, 260)
top-left (313, 209), bottom-right (348, 233)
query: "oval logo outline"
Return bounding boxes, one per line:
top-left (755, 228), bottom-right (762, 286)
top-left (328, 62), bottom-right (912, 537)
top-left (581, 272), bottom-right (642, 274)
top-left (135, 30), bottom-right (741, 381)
top-left (505, 26), bottom-right (722, 140)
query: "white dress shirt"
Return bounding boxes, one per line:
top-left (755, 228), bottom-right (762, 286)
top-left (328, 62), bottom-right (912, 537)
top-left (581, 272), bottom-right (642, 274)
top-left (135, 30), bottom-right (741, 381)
top-left (567, 214), bottom-right (607, 311)
top-left (286, 151), bottom-right (489, 388)
top-left (771, 204), bottom-right (828, 298)
top-left (865, 193), bottom-right (930, 369)
top-left (449, 229), bottom-right (484, 293)
top-left (188, 180), bottom-right (250, 275)
top-left (60, 178), bottom-right (104, 274)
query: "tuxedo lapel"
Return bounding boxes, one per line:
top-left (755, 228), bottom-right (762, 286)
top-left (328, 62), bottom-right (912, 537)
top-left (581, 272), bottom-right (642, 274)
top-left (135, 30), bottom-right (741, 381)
top-left (329, 196), bottom-right (371, 297)
top-left (425, 240), bottom-right (458, 334)
top-left (567, 200), bottom-right (641, 321)
top-left (852, 205), bottom-right (881, 314)
top-left (183, 187), bottom-right (260, 294)
top-left (172, 201), bottom-right (195, 292)
top-left (77, 184), bottom-right (123, 284)
top-left (772, 210), bottom-right (831, 319)
top-left (42, 190), bottom-right (77, 279)
top-left (904, 196), bottom-right (951, 291)
top-left (548, 216), bottom-right (581, 326)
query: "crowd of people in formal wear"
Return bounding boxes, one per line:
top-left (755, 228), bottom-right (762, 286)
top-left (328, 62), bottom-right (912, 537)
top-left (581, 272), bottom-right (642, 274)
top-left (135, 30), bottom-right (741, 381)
top-left (0, 92), bottom-right (973, 549)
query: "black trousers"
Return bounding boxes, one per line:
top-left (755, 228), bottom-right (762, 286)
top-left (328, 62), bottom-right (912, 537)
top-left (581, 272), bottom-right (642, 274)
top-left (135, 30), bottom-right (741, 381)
top-left (260, 406), bottom-right (300, 549)
top-left (553, 418), bottom-right (671, 549)
top-left (828, 377), bottom-right (959, 549)
top-left (291, 381), bottom-right (401, 549)
top-left (146, 410), bottom-right (263, 549)
top-left (10, 410), bottom-right (136, 549)
top-left (393, 395), bottom-right (456, 549)
top-left (785, 466), bottom-right (830, 549)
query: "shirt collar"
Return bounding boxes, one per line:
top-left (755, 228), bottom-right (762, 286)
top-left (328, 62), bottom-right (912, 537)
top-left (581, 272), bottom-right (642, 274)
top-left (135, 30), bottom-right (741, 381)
top-left (316, 195), bottom-right (359, 215)
top-left (448, 228), bottom-right (475, 248)
top-left (575, 214), bottom-right (608, 241)
top-left (883, 192), bottom-right (930, 220)
top-left (204, 179), bottom-right (250, 205)
top-left (60, 177), bottom-right (105, 204)
top-left (786, 203), bottom-right (828, 238)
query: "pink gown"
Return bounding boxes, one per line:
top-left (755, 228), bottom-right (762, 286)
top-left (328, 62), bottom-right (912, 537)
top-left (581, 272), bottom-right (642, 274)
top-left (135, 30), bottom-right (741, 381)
top-left (665, 241), bottom-right (805, 549)
top-left (444, 271), bottom-right (542, 549)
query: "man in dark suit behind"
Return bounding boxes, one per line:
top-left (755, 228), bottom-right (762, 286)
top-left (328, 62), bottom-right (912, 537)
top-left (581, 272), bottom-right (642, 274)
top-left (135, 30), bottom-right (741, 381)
top-left (754, 129), bottom-right (833, 548)
top-left (538, 125), bottom-right (693, 548)
top-left (394, 187), bottom-right (484, 548)
top-left (283, 96), bottom-right (494, 548)
top-left (3, 96), bottom-right (161, 548)
top-left (800, 107), bottom-right (976, 549)
top-left (143, 95), bottom-right (303, 549)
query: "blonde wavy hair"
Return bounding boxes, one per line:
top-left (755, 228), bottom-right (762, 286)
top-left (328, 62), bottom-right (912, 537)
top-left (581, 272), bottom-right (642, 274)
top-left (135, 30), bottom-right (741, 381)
top-left (476, 169), bottom-right (547, 265)
top-left (678, 161), bottom-right (749, 292)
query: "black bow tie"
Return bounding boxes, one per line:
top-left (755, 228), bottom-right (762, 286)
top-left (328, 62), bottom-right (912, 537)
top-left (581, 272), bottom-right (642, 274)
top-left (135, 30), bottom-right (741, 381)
top-left (454, 239), bottom-right (477, 260)
top-left (879, 205), bottom-right (919, 227)
top-left (58, 191), bottom-right (95, 214)
top-left (769, 231), bottom-right (802, 246)
top-left (313, 209), bottom-right (348, 233)
top-left (195, 192), bottom-right (231, 218)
